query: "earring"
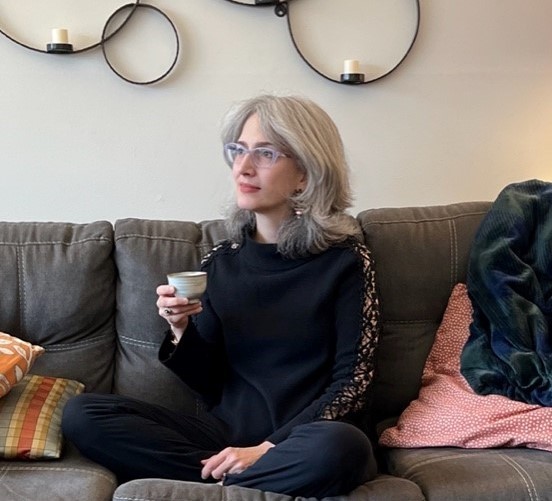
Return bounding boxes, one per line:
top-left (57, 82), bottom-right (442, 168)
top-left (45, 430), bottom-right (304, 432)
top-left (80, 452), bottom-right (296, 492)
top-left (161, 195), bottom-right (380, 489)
top-left (293, 189), bottom-right (304, 219)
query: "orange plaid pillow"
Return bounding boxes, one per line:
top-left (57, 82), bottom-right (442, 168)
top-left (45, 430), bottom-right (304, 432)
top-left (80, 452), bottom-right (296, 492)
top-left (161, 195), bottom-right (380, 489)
top-left (0, 332), bottom-right (45, 398)
top-left (0, 374), bottom-right (84, 459)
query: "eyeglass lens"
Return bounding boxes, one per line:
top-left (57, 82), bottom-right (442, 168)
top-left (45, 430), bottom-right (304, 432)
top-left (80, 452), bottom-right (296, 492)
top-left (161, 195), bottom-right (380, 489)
top-left (225, 144), bottom-right (279, 168)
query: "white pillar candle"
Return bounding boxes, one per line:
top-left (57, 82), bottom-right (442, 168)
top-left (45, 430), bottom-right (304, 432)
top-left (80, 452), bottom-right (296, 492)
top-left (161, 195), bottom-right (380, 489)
top-left (51, 28), bottom-right (69, 44)
top-left (343, 59), bottom-right (360, 74)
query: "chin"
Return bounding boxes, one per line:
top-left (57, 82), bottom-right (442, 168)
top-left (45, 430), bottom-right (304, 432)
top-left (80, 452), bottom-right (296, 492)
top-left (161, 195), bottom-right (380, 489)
top-left (236, 198), bottom-right (257, 212)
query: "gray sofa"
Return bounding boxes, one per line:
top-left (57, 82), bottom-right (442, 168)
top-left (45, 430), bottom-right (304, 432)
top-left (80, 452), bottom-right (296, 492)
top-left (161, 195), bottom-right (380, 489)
top-left (1, 201), bottom-right (551, 501)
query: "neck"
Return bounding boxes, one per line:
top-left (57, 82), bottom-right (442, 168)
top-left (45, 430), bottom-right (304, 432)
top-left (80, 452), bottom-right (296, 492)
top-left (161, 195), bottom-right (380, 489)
top-left (253, 214), bottom-right (282, 244)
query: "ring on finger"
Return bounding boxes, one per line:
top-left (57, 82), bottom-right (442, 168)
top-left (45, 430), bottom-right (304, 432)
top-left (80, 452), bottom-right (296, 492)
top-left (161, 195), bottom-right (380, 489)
top-left (164, 308), bottom-right (173, 316)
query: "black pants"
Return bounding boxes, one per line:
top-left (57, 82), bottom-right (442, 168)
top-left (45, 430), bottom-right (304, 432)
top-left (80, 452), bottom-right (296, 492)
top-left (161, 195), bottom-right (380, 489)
top-left (62, 393), bottom-right (377, 498)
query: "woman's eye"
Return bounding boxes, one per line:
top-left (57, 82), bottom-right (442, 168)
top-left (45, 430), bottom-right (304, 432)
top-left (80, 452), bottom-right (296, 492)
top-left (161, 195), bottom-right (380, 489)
top-left (257, 148), bottom-right (275, 159)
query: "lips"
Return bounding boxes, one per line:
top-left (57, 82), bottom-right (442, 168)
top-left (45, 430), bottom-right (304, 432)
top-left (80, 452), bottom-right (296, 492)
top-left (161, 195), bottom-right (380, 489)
top-left (239, 183), bottom-right (260, 193)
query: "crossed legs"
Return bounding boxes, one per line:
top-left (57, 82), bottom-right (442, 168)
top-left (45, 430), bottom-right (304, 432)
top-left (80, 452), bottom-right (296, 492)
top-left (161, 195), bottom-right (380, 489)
top-left (62, 393), bottom-right (376, 497)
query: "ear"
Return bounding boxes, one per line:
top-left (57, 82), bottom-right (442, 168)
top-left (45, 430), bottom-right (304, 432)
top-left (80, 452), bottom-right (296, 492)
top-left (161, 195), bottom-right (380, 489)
top-left (297, 173), bottom-right (307, 192)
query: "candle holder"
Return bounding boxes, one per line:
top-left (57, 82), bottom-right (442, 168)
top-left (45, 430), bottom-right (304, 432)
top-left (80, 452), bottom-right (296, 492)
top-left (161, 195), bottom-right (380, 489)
top-left (46, 28), bottom-right (73, 53)
top-left (46, 43), bottom-right (73, 54)
top-left (224, 0), bottom-right (420, 85)
top-left (340, 73), bottom-right (365, 84)
top-left (340, 59), bottom-right (365, 84)
top-left (0, 1), bottom-right (179, 85)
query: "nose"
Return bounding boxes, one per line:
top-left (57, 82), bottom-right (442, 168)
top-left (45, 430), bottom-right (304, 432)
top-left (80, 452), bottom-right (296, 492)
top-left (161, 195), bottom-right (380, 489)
top-left (234, 151), bottom-right (256, 174)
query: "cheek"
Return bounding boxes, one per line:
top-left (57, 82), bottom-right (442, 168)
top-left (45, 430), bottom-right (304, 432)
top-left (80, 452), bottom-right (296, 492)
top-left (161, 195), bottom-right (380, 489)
top-left (287, 171), bottom-right (306, 192)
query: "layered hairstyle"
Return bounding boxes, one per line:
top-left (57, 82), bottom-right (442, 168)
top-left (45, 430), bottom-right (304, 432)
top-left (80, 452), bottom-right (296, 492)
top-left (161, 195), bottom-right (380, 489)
top-left (221, 94), bottom-right (361, 258)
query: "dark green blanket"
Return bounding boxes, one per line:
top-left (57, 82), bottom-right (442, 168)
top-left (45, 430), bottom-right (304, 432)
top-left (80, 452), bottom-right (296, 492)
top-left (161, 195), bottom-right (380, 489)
top-left (460, 179), bottom-right (552, 405)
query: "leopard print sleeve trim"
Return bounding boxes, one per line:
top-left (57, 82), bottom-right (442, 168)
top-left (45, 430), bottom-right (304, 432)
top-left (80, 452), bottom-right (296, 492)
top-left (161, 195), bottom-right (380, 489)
top-left (320, 241), bottom-right (380, 420)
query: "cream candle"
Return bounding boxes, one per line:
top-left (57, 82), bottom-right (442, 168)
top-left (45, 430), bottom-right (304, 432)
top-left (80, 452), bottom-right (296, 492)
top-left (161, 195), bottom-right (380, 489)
top-left (343, 59), bottom-right (360, 74)
top-left (51, 29), bottom-right (69, 44)
top-left (340, 59), bottom-right (365, 84)
top-left (47, 27), bottom-right (73, 53)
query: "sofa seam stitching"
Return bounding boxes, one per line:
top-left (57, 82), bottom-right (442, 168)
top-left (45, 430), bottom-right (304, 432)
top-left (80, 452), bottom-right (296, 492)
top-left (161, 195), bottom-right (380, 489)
top-left (449, 219), bottom-right (458, 289)
top-left (119, 335), bottom-right (158, 348)
top-left (498, 454), bottom-right (538, 501)
top-left (0, 464), bottom-right (116, 484)
top-left (44, 335), bottom-right (114, 351)
top-left (113, 497), bottom-right (157, 501)
top-left (0, 237), bottom-right (112, 247)
top-left (399, 451), bottom-right (491, 475)
top-left (361, 210), bottom-right (488, 226)
top-left (17, 245), bottom-right (26, 332)
top-left (114, 233), bottom-right (215, 247)
top-left (399, 451), bottom-right (544, 498)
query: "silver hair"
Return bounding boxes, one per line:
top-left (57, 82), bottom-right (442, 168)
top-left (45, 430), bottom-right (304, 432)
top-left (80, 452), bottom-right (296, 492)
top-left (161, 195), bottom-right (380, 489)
top-left (221, 94), bottom-right (361, 258)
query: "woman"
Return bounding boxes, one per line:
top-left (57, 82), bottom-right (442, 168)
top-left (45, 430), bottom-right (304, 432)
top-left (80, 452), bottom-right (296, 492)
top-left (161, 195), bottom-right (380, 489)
top-left (62, 95), bottom-right (380, 498)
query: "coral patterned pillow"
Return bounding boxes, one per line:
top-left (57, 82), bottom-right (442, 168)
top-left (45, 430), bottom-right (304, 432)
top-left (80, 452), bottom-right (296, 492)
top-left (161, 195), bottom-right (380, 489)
top-left (0, 332), bottom-right (45, 398)
top-left (379, 283), bottom-right (552, 451)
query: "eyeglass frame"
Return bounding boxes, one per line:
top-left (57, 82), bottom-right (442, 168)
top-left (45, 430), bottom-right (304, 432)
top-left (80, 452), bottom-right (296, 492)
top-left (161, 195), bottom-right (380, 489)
top-left (223, 142), bottom-right (292, 169)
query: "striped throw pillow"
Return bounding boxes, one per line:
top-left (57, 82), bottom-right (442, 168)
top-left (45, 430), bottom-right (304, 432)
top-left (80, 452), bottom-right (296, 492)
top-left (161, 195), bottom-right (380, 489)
top-left (0, 374), bottom-right (84, 459)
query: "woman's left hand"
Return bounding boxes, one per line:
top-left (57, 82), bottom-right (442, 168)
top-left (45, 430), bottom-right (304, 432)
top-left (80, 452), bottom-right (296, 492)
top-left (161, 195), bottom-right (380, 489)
top-left (200, 441), bottom-right (275, 480)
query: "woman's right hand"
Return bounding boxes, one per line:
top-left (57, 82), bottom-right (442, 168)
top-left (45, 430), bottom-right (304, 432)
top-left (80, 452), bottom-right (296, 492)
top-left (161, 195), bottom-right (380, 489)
top-left (156, 284), bottom-right (203, 343)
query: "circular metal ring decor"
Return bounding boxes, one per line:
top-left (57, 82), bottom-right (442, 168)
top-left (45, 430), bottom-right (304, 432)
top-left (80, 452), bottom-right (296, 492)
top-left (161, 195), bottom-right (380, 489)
top-left (101, 3), bottom-right (180, 85)
top-left (0, 0), bottom-right (180, 85)
top-left (223, 0), bottom-right (421, 85)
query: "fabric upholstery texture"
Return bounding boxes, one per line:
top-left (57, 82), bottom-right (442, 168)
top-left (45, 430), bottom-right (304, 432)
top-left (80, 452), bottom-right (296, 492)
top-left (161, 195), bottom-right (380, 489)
top-left (0, 441), bottom-right (117, 501)
top-left (113, 218), bottom-right (228, 414)
top-left (0, 332), bottom-right (44, 397)
top-left (113, 475), bottom-right (424, 501)
top-left (385, 447), bottom-right (552, 501)
top-left (380, 283), bottom-right (552, 451)
top-left (0, 221), bottom-right (116, 393)
top-left (3, 203), bottom-right (552, 501)
top-left (357, 202), bottom-right (491, 426)
top-left (0, 374), bottom-right (84, 459)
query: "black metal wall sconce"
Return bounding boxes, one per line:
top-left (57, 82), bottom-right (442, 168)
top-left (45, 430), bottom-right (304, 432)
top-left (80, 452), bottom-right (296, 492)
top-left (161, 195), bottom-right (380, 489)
top-left (224, 0), bottom-right (421, 85)
top-left (0, 0), bottom-right (179, 85)
top-left (1, 1), bottom-right (419, 86)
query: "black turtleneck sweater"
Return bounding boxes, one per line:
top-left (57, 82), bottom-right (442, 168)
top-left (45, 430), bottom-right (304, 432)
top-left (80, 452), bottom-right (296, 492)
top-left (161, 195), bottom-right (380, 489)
top-left (160, 235), bottom-right (380, 447)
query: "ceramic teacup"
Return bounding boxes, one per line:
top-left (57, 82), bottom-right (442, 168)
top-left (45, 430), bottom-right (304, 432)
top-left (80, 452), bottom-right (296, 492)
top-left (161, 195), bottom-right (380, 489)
top-left (167, 271), bottom-right (207, 303)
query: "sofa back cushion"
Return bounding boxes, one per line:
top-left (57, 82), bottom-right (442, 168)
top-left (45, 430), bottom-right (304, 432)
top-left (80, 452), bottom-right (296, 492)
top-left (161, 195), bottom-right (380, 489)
top-left (113, 218), bottom-right (228, 413)
top-left (357, 202), bottom-right (491, 425)
top-left (0, 221), bottom-right (116, 393)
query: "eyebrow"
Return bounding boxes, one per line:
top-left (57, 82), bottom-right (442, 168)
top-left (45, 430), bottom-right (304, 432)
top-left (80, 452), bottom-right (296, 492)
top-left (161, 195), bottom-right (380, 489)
top-left (236, 140), bottom-right (275, 148)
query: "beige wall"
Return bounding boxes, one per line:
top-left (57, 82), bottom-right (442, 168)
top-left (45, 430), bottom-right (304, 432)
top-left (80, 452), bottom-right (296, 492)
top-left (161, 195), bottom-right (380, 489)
top-left (1, 0), bottom-right (551, 222)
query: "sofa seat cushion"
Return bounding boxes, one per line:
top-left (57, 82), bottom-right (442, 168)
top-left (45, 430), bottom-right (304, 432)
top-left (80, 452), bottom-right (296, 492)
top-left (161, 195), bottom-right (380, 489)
top-left (0, 442), bottom-right (117, 501)
top-left (113, 474), bottom-right (424, 501)
top-left (384, 447), bottom-right (552, 501)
